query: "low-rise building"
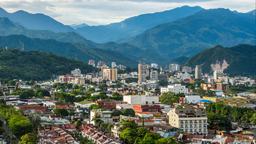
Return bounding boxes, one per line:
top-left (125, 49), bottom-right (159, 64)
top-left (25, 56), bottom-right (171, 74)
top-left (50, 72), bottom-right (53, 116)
top-left (160, 84), bottom-right (188, 94)
top-left (123, 95), bottom-right (159, 105)
top-left (168, 105), bottom-right (208, 134)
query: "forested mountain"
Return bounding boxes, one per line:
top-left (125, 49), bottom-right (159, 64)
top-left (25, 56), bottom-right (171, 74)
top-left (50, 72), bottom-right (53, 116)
top-left (186, 44), bottom-right (256, 76)
top-left (0, 7), bottom-right (73, 32)
top-left (0, 35), bottom-right (136, 67)
top-left (124, 9), bottom-right (255, 64)
top-left (0, 49), bottom-right (96, 80)
top-left (75, 6), bottom-right (203, 43)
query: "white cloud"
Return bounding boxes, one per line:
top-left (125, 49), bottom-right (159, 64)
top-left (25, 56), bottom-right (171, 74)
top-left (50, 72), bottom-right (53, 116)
top-left (0, 0), bottom-right (254, 25)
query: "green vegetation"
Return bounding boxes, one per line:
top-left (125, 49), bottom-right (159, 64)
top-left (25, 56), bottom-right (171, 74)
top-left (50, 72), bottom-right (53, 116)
top-left (53, 109), bottom-right (69, 117)
top-left (19, 133), bottom-right (37, 144)
top-left (12, 88), bottom-right (50, 99)
top-left (112, 109), bottom-right (135, 117)
top-left (187, 44), bottom-right (256, 76)
top-left (0, 49), bottom-right (96, 80)
top-left (159, 92), bottom-right (184, 105)
top-left (206, 102), bottom-right (256, 130)
top-left (0, 104), bottom-right (33, 138)
top-left (119, 120), bottom-right (178, 144)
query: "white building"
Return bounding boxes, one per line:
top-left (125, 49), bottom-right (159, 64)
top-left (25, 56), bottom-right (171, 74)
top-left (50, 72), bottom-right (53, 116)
top-left (160, 84), bottom-right (189, 94)
top-left (123, 95), bottom-right (159, 105)
top-left (168, 105), bottom-right (208, 134)
top-left (90, 109), bottom-right (112, 125)
top-left (169, 64), bottom-right (180, 72)
top-left (71, 68), bottom-right (82, 77)
top-left (185, 95), bottom-right (201, 104)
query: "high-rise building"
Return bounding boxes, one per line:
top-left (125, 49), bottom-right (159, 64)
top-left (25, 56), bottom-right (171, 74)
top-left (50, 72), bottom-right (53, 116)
top-left (111, 62), bottom-right (117, 68)
top-left (102, 68), bottom-right (117, 81)
top-left (195, 65), bottom-right (202, 79)
top-left (138, 64), bottom-right (147, 84)
top-left (150, 70), bottom-right (158, 81)
top-left (168, 105), bottom-right (208, 134)
top-left (169, 64), bottom-right (180, 72)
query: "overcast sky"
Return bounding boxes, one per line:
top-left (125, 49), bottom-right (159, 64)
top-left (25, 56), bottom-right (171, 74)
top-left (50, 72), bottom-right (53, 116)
top-left (0, 0), bottom-right (255, 25)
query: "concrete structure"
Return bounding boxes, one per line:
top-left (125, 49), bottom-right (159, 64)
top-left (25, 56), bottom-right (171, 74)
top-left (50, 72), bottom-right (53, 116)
top-left (168, 105), bottom-right (208, 134)
top-left (169, 64), bottom-right (180, 72)
top-left (138, 64), bottom-right (148, 84)
top-left (185, 95), bottom-right (201, 104)
top-left (123, 95), bottom-right (159, 105)
top-left (150, 70), bottom-right (158, 81)
top-left (71, 68), bottom-right (82, 77)
top-left (160, 84), bottom-right (189, 94)
top-left (102, 68), bottom-right (117, 81)
top-left (90, 109), bottom-right (112, 125)
top-left (195, 65), bottom-right (202, 79)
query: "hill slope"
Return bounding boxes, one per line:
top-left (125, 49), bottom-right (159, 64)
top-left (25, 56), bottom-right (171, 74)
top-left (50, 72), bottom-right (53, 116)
top-left (0, 7), bottom-right (73, 32)
top-left (75, 6), bottom-right (203, 43)
top-left (186, 44), bottom-right (256, 76)
top-left (0, 35), bottom-right (136, 67)
top-left (0, 49), bottom-right (96, 80)
top-left (125, 9), bottom-right (256, 64)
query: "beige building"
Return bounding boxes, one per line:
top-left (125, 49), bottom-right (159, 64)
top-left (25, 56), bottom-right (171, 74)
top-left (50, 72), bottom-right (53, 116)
top-left (102, 68), bottom-right (117, 81)
top-left (168, 105), bottom-right (208, 134)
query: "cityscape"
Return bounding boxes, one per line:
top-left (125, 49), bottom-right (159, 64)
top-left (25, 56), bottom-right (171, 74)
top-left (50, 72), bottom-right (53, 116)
top-left (0, 0), bottom-right (255, 144)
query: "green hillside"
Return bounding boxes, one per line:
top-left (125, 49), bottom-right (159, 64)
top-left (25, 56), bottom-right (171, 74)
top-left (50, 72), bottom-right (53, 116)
top-left (186, 44), bottom-right (256, 76)
top-left (0, 49), bottom-right (96, 80)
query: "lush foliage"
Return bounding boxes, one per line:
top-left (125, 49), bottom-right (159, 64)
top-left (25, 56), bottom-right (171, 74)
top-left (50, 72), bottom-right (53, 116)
top-left (0, 49), bottom-right (96, 80)
top-left (159, 92), bottom-right (184, 105)
top-left (0, 105), bottom-right (33, 138)
top-left (119, 120), bottom-right (178, 144)
top-left (19, 133), bottom-right (37, 144)
top-left (187, 44), bottom-right (256, 76)
top-left (206, 102), bottom-right (256, 130)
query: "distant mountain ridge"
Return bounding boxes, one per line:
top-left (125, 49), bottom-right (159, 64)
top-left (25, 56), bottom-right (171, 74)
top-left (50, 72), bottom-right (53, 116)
top-left (123, 8), bottom-right (256, 64)
top-left (0, 7), bottom-right (73, 32)
top-left (0, 49), bottom-right (96, 80)
top-left (75, 6), bottom-right (203, 43)
top-left (186, 44), bottom-right (256, 76)
top-left (0, 35), bottom-right (136, 67)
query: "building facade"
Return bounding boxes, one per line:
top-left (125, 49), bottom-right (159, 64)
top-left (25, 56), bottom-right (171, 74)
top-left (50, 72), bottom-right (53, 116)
top-left (168, 105), bottom-right (208, 134)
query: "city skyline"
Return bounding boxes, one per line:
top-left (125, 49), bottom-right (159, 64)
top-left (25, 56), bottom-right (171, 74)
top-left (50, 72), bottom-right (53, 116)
top-left (0, 0), bottom-right (254, 25)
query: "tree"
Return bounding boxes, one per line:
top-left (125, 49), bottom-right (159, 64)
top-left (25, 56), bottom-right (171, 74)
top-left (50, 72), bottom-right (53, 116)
top-left (159, 92), bottom-right (180, 105)
top-left (120, 128), bottom-right (138, 144)
top-left (8, 115), bottom-right (32, 138)
top-left (120, 120), bottom-right (137, 130)
top-left (19, 133), bottom-right (37, 144)
top-left (53, 109), bottom-right (69, 117)
top-left (121, 109), bottom-right (135, 117)
top-left (156, 138), bottom-right (177, 144)
top-left (35, 89), bottom-right (50, 98)
top-left (89, 104), bottom-right (101, 110)
top-left (19, 89), bottom-right (35, 99)
top-left (250, 113), bottom-right (256, 125)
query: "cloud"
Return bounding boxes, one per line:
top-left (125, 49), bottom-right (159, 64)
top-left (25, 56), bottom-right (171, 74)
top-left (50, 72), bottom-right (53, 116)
top-left (0, 0), bottom-right (254, 25)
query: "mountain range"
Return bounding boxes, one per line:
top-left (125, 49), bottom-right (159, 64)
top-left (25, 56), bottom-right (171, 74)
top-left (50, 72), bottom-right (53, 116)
top-left (122, 8), bottom-right (256, 64)
top-left (0, 35), bottom-right (136, 67)
top-left (186, 44), bottom-right (256, 76)
top-left (0, 6), bottom-right (255, 69)
top-left (0, 49), bottom-right (96, 80)
top-left (74, 6), bottom-right (203, 43)
top-left (0, 7), bottom-right (73, 32)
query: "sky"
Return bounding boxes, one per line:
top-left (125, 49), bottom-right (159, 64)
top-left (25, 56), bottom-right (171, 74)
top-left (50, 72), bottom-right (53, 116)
top-left (0, 0), bottom-right (255, 25)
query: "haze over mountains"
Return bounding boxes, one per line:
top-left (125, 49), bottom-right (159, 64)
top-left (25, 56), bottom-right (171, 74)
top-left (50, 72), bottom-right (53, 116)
top-left (0, 6), bottom-right (255, 69)
top-left (74, 6), bottom-right (203, 43)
